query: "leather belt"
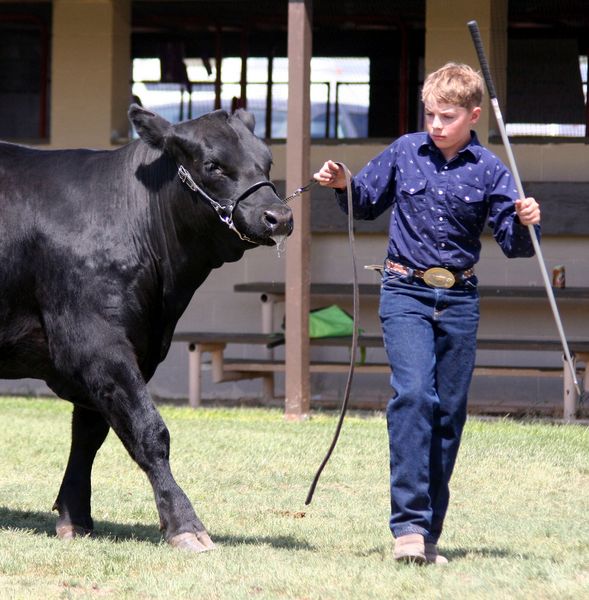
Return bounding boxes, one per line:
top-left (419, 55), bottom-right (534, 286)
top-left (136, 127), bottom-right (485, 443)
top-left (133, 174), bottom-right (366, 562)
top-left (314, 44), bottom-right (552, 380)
top-left (385, 259), bottom-right (474, 289)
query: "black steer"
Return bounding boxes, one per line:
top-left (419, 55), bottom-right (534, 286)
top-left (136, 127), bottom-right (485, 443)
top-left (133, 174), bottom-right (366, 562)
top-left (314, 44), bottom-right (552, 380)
top-left (0, 105), bottom-right (293, 551)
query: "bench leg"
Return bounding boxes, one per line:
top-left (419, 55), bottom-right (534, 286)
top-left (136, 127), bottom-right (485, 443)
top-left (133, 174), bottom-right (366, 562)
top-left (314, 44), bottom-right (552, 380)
top-left (563, 353), bottom-right (578, 421)
top-left (260, 295), bottom-right (277, 400)
top-left (262, 374), bottom-right (274, 401)
top-left (188, 345), bottom-right (202, 408)
top-left (210, 348), bottom-right (226, 383)
top-left (577, 352), bottom-right (589, 390)
top-left (261, 294), bottom-right (280, 361)
top-left (578, 352), bottom-right (589, 412)
top-left (187, 342), bottom-right (227, 408)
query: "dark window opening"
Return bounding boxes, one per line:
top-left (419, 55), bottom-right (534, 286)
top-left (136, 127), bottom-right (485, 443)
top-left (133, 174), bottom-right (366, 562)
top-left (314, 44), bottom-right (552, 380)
top-left (0, 6), bottom-right (50, 141)
top-left (505, 20), bottom-right (589, 140)
top-left (506, 41), bottom-right (587, 138)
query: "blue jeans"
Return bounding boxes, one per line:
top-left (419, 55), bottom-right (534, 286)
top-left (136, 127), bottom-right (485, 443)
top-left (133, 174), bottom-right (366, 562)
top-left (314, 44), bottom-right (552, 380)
top-left (378, 269), bottom-right (480, 543)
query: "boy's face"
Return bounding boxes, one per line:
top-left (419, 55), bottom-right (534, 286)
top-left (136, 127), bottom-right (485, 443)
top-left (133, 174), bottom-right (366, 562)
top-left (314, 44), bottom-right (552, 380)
top-left (424, 100), bottom-right (481, 160)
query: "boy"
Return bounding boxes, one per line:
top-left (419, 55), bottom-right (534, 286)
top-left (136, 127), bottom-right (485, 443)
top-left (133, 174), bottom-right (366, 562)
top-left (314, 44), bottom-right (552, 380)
top-left (314, 63), bottom-right (540, 564)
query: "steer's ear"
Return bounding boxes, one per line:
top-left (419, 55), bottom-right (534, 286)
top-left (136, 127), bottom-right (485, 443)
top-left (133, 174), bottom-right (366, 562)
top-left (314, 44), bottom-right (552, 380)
top-left (128, 104), bottom-right (172, 150)
top-left (233, 109), bottom-right (256, 133)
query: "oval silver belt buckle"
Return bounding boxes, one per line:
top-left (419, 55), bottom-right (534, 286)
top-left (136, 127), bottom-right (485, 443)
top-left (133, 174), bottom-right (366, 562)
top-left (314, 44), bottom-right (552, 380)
top-left (423, 267), bottom-right (455, 288)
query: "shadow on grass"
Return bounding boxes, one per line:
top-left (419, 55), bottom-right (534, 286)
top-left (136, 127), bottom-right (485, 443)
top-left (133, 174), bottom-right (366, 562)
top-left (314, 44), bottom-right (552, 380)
top-left (213, 533), bottom-right (314, 551)
top-left (0, 506), bottom-right (161, 543)
top-left (0, 507), bottom-right (314, 550)
top-left (443, 546), bottom-right (533, 560)
top-left (359, 543), bottom-right (531, 561)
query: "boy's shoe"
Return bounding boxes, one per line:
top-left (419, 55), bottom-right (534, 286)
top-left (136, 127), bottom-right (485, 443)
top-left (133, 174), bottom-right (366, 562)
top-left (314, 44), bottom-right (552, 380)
top-left (425, 542), bottom-right (449, 564)
top-left (393, 534), bottom-right (426, 563)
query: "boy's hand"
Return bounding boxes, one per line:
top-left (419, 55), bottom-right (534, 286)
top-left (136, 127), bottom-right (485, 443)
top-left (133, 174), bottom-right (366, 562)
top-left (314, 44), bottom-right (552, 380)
top-left (515, 197), bottom-right (541, 226)
top-left (313, 160), bottom-right (346, 190)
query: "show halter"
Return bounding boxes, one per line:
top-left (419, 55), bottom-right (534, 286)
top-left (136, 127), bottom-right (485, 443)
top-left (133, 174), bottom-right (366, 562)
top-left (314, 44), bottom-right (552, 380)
top-left (177, 164), bottom-right (279, 244)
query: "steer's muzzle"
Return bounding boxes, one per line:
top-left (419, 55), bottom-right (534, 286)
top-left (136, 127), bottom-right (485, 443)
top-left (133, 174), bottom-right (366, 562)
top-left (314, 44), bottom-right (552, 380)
top-left (263, 205), bottom-right (294, 237)
top-left (233, 185), bottom-right (294, 245)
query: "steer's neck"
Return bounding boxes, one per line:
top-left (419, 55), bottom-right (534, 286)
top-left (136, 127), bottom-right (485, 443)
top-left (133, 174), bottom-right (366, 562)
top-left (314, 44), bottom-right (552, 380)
top-left (131, 143), bottom-right (248, 333)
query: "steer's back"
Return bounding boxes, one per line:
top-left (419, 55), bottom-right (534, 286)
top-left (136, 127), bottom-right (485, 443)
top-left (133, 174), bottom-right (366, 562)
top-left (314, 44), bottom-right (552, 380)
top-left (0, 141), bottom-right (127, 287)
top-left (0, 141), bottom-right (130, 229)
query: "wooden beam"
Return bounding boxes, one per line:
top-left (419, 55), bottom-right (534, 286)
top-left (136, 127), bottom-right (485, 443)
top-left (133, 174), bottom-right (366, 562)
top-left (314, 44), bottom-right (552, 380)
top-left (285, 0), bottom-right (312, 420)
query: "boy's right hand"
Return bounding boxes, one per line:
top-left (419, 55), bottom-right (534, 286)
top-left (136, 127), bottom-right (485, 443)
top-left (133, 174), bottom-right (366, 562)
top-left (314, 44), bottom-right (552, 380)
top-left (313, 160), bottom-right (346, 190)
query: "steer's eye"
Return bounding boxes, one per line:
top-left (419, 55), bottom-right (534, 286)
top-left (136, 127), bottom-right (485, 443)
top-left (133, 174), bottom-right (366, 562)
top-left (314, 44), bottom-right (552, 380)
top-left (205, 161), bottom-right (224, 176)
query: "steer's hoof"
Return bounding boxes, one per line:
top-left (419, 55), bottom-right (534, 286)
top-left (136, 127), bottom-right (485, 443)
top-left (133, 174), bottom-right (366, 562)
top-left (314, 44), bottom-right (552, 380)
top-left (169, 532), bottom-right (215, 553)
top-left (56, 524), bottom-right (93, 540)
top-left (196, 530), bottom-right (215, 549)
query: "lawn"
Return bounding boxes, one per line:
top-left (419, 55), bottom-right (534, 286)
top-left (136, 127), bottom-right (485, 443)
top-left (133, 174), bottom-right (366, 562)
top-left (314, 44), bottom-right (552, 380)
top-left (0, 396), bottom-right (587, 599)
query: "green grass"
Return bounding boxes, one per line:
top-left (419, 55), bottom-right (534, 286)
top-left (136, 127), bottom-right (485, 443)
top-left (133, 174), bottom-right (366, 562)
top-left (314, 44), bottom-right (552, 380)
top-left (0, 396), bottom-right (587, 599)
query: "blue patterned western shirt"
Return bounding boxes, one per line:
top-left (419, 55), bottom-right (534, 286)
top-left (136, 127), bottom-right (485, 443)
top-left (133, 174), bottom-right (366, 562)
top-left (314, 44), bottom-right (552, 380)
top-left (336, 131), bottom-right (539, 271)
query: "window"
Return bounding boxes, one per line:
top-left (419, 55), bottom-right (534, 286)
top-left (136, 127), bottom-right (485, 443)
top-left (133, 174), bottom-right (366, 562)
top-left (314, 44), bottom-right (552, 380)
top-left (0, 14), bottom-right (49, 141)
top-left (132, 56), bottom-right (370, 140)
top-left (505, 39), bottom-right (587, 139)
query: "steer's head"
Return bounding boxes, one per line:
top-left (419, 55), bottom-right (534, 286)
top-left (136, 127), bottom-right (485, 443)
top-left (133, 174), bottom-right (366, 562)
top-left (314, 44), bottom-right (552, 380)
top-left (129, 104), bottom-right (293, 246)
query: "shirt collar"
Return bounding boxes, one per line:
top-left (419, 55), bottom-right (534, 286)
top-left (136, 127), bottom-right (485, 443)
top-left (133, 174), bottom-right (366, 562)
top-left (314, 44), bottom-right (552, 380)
top-left (418, 131), bottom-right (483, 163)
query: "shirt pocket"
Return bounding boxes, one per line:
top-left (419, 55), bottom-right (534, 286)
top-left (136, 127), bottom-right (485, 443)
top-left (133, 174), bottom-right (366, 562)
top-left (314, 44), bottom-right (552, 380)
top-left (451, 179), bottom-right (488, 221)
top-left (452, 178), bottom-right (485, 205)
top-left (398, 178), bottom-right (428, 213)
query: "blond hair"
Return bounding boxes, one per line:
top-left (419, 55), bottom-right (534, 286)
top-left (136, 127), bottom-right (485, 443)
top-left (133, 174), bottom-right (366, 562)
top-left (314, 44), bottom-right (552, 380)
top-left (421, 62), bottom-right (484, 110)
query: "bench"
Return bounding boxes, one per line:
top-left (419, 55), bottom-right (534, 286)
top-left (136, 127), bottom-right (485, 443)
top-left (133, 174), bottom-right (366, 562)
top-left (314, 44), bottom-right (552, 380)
top-left (233, 282), bottom-right (589, 334)
top-left (229, 282), bottom-right (589, 419)
top-left (171, 331), bottom-right (589, 419)
top-left (172, 331), bottom-right (388, 405)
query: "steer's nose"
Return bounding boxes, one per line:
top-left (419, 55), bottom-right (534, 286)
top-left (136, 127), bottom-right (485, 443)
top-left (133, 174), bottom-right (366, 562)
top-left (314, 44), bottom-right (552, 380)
top-left (263, 206), bottom-right (294, 235)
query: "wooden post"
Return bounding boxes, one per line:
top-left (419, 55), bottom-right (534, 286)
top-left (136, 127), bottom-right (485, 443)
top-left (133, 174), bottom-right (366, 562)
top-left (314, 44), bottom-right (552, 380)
top-left (214, 26), bottom-right (222, 110)
top-left (285, 0), bottom-right (312, 420)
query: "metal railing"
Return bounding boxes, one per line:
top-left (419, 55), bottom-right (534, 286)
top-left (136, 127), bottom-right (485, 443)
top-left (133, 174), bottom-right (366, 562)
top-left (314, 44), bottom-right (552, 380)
top-left (131, 80), bottom-right (369, 139)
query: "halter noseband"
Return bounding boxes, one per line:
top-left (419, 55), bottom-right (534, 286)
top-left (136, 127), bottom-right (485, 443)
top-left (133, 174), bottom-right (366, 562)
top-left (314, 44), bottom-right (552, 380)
top-left (177, 165), bottom-right (278, 244)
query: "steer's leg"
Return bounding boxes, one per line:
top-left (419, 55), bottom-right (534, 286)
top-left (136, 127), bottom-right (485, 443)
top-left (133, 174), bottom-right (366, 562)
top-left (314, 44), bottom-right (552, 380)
top-left (81, 356), bottom-right (214, 552)
top-left (107, 386), bottom-right (214, 551)
top-left (53, 405), bottom-right (109, 539)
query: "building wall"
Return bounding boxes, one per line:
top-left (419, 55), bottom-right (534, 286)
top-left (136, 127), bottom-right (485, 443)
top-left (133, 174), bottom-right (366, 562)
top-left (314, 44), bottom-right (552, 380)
top-left (51, 0), bottom-right (131, 148)
top-left (1, 0), bottom-right (587, 409)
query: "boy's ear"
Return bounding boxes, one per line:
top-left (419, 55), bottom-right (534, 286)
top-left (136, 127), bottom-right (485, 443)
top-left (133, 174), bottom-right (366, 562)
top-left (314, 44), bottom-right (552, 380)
top-left (470, 106), bottom-right (482, 125)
